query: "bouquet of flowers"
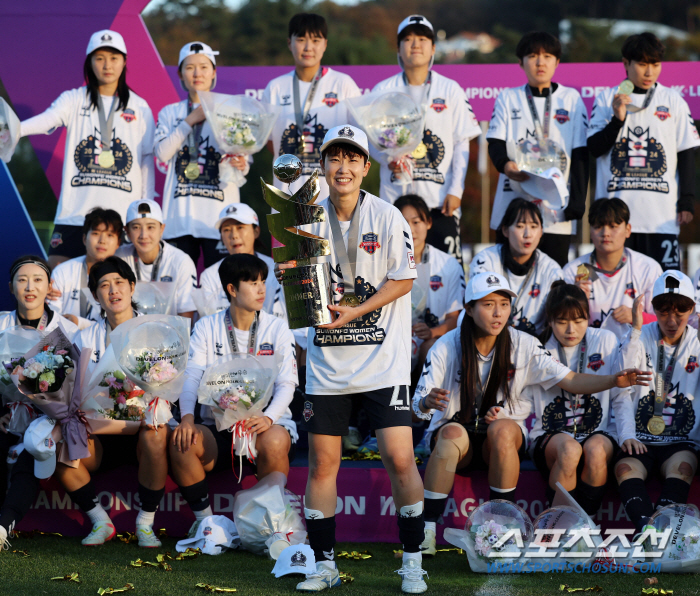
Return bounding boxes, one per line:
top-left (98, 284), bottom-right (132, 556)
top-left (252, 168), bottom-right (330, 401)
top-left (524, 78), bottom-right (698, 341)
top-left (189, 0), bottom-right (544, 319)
top-left (10, 345), bottom-right (75, 394)
top-left (0, 97), bottom-right (20, 163)
top-left (644, 503), bottom-right (700, 573)
top-left (199, 91), bottom-right (280, 187)
top-left (109, 315), bottom-right (190, 429)
top-left (347, 90), bottom-right (426, 188)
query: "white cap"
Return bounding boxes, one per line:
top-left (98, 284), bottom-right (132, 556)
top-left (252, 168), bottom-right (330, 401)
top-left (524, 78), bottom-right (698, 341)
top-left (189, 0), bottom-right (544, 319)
top-left (176, 515), bottom-right (239, 555)
top-left (320, 125), bottom-right (370, 159)
top-left (178, 41), bottom-right (219, 67)
top-left (125, 199), bottom-right (164, 225)
top-left (271, 544), bottom-right (317, 578)
top-left (86, 30), bottom-right (127, 56)
top-left (652, 270), bottom-right (695, 301)
top-left (23, 416), bottom-right (57, 479)
top-left (397, 15), bottom-right (434, 36)
top-left (215, 203), bottom-right (259, 230)
top-left (465, 271), bottom-right (517, 304)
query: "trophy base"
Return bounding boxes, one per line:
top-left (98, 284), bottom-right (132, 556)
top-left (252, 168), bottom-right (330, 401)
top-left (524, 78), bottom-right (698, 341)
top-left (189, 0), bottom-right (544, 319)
top-left (281, 263), bottom-right (333, 329)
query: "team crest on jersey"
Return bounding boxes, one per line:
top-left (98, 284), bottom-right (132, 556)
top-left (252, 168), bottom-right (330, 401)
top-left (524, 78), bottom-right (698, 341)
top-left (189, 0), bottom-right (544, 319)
top-left (280, 116), bottom-right (327, 174)
top-left (686, 356), bottom-right (698, 373)
top-left (506, 366), bottom-right (515, 381)
top-left (50, 232), bottom-right (63, 248)
top-left (322, 92), bottom-right (339, 107)
top-left (257, 343), bottom-right (274, 356)
top-left (431, 98), bottom-right (447, 113)
top-left (554, 109), bottom-right (570, 124)
top-left (303, 400), bottom-right (314, 422)
top-left (542, 394), bottom-right (602, 436)
top-left (609, 126), bottom-right (669, 194)
top-left (408, 252), bottom-right (416, 269)
top-left (392, 129), bottom-right (445, 185)
top-left (174, 137), bottom-right (223, 200)
top-left (529, 283), bottom-right (540, 297)
top-left (655, 106), bottom-right (671, 121)
top-left (121, 108), bottom-right (136, 123)
top-left (429, 276), bottom-right (443, 291)
top-left (73, 130), bottom-right (133, 190)
top-left (359, 233), bottom-right (381, 255)
top-left (587, 354), bottom-right (604, 372)
top-left (635, 388), bottom-right (696, 438)
top-left (624, 283), bottom-right (636, 299)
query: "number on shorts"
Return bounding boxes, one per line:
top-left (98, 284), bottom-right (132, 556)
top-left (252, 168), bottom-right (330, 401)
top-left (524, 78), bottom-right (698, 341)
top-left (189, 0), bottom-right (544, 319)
top-left (661, 239), bottom-right (679, 266)
top-left (388, 386), bottom-right (405, 407)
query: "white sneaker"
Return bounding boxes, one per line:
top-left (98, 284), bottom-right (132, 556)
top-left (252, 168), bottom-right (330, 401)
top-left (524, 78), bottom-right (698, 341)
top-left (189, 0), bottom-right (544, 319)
top-left (136, 524), bottom-right (162, 548)
top-left (420, 528), bottom-right (436, 556)
top-left (0, 526), bottom-right (9, 551)
top-left (296, 561), bottom-right (341, 592)
top-left (396, 558), bottom-right (428, 594)
top-left (81, 521), bottom-right (116, 546)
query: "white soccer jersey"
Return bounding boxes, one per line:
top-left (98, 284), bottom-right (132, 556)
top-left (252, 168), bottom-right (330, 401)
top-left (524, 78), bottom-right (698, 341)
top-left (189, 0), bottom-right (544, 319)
top-left (563, 248), bottom-right (662, 337)
top-left (371, 71), bottom-right (481, 210)
top-left (262, 68), bottom-right (361, 198)
top-left (692, 267), bottom-right (700, 315)
top-left (415, 244), bottom-right (464, 327)
top-left (617, 323), bottom-right (700, 446)
top-left (468, 245), bottom-right (563, 335)
top-left (412, 327), bottom-right (570, 448)
top-left (526, 327), bottom-right (624, 444)
top-left (116, 241), bottom-right (197, 314)
top-left (488, 84), bottom-right (588, 235)
top-left (179, 309), bottom-right (297, 438)
top-left (588, 83), bottom-right (700, 234)
top-left (20, 88), bottom-right (155, 226)
top-left (0, 308), bottom-right (79, 341)
top-left (155, 100), bottom-right (250, 240)
top-left (198, 252), bottom-right (286, 320)
top-left (49, 255), bottom-right (101, 328)
top-left (302, 192), bottom-right (417, 395)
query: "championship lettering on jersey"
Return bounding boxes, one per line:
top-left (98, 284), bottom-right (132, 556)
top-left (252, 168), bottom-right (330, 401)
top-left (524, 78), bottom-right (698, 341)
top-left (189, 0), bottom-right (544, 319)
top-left (172, 135), bottom-right (222, 201)
top-left (73, 127), bottom-right (134, 192)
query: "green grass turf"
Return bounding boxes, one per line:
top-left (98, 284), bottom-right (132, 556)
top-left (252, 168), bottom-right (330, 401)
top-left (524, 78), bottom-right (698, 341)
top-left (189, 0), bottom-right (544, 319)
top-left (1, 536), bottom-right (698, 595)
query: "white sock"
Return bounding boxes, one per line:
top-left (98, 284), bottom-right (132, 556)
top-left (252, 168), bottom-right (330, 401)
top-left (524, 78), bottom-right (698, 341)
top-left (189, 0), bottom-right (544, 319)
top-left (424, 490), bottom-right (448, 500)
top-left (86, 505), bottom-right (110, 525)
top-left (424, 521), bottom-right (436, 533)
top-left (317, 559), bottom-right (337, 570)
top-left (195, 506), bottom-right (213, 520)
top-left (403, 550), bottom-right (422, 563)
top-left (136, 510), bottom-right (155, 527)
top-left (304, 507), bottom-right (325, 520)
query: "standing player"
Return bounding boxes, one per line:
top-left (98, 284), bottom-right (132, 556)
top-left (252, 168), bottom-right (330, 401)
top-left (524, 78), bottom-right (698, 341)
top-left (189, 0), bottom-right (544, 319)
top-left (278, 125), bottom-right (427, 593)
top-left (588, 32), bottom-right (700, 271)
top-left (19, 30), bottom-right (155, 268)
top-left (155, 41), bottom-right (248, 268)
top-left (262, 13), bottom-right (361, 199)
top-left (373, 15), bottom-right (481, 265)
top-left (487, 31), bottom-right (589, 267)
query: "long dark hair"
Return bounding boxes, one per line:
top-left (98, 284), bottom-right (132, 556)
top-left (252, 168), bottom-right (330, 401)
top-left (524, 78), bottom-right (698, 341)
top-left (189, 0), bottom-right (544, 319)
top-left (495, 198), bottom-right (543, 245)
top-left (460, 293), bottom-right (514, 423)
top-left (539, 281), bottom-right (589, 344)
top-left (83, 50), bottom-right (131, 111)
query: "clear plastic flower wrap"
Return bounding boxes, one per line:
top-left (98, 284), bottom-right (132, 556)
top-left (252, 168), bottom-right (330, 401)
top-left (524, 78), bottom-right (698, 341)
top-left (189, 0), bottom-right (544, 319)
top-left (0, 98), bottom-right (20, 163)
top-left (645, 503), bottom-right (700, 573)
top-left (531, 505), bottom-right (601, 564)
top-left (199, 91), bottom-right (280, 187)
top-left (444, 500), bottom-right (533, 573)
top-left (192, 286), bottom-right (228, 318)
top-left (109, 315), bottom-right (190, 428)
top-left (132, 281), bottom-right (178, 315)
top-left (347, 90), bottom-right (426, 187)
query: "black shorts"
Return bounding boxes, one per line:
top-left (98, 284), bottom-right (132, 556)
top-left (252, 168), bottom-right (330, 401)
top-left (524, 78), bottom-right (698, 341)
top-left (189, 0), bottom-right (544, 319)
top-left (166, 235), bottom-right (222, 269)
top-left (300, 386), bottom-right (412, 436)
top-left (426, 209), bottom-right (462, 265)
top-left (616, 441), bottom-right (698, 477)
top-left (205, 424), bottom-right (296, 473)
top-left (48, 224), bottom-right (86, 259)
top-left (530, 430), bottom-right (619, 479)
top-left (96, 434), bottom-right (140, 471)
top-left (538, 234), bottom-right (572, 268)
top-left (626, 232), bottom-right (680, 271)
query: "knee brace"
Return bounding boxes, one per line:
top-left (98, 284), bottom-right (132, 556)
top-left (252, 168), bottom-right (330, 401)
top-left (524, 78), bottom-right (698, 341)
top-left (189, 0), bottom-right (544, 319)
top-left (615, 457), bottom-right (647, 483)
top-left (661, 450), bottom-right (698, 482)
top-left (433, 424), bottom-right (469, 473)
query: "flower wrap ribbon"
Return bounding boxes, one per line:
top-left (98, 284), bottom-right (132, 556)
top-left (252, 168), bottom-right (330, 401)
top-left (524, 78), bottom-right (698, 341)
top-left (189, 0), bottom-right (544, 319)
top-left (196, 583), bottom-right (237, 593)
top-left (229, 420), bottom-right (256, 482)
top-left (97, 584), bottom-right (134, 595)
top-left (51, 573), bottom-right (80, 583)
top-left (336, 551), bottom-right (372, 560)
top-left (130, 557), bottom-right (172, 571)
top-left (12, 549), bottom-right (30, 558)
top-left (642, 590), bottom-right (673, 595)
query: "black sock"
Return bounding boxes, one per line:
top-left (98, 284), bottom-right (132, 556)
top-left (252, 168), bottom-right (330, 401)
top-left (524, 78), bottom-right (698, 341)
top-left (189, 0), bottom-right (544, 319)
top-left (545, 486), bottom-right (555, 508)
top-left (424, 497), bottom-right (447, 523)
top-left (67, 481), bottom-right (98, 512)
top-left (179, 479), bottom-right (210, 512)
top-left (306, 516), bottom-right (336, 562)
top-left (618, 478), bottom-right (654, 532)
top-left (656, 478), bottom-right (691, 510)
top-left (574, 481), bottom-right (607, 516)
top-left (0, 450), bottom-right (40, 531)
top-left (138, 484), bottom-right (165, 513)
top-left (490, 488), bottom-right (516, 503)
top-left (398, 513), bottom-right (425, 553)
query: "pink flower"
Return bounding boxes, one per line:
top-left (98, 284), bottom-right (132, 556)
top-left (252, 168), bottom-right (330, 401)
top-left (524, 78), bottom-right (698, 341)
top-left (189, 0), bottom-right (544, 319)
top-left (11, 366), bottom-right (22, 376)
top-left (39, 380), bottom-right (49, 392)
top-left (116, 394), bottom-right (127, 405)
top-left (56, 350), bottom-right (68, 355)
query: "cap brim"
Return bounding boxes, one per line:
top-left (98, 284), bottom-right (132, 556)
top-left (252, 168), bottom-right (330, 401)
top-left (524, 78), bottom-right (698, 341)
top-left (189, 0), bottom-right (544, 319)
top-left (215, 216), bottom-right (258, 230)
top-left (319, 138), bottom-right (369, 158)
top-left (34, 454), bottom-right (56, 480)
top-left (466, 288), bottom-right (517, 303)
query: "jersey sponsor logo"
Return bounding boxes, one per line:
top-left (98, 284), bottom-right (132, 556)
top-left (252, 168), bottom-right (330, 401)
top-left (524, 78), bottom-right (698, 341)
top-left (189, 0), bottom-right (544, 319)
top-left (73, 129), bottom-right (133, 191)
top-left (476, 258), bottom-right (485, 265)
top-left (160, 275), bottom-right (173, 282)
top-left (215, 342), bottom-right (224, 357)
top-left (280, 94), bottom-right (291, 106)
top-left (529, 283), bottom-right (540, 298)
top-left (542, 393), bottom-right (602, 437)
top-left (429, 275), bottom-right (443, 291)
top-left (80, 105), bottom-right (92, 117)
top-left (391, 129), bottom-right (445, 185)
top-left (359, 232), bottom-right (381, 255)
top-left (121, 108), bottom-right (136, 123)
top-left (174, 136), bottom-right (224, 200)
top-left (554, 109), bottom-right (570, 124)
top-left (71, 289), bottom-right (79, 301)
top-left (302, 400), bottom-right (314, 422)
top-left (408, 251), bottom-right (416, 269)
top-left (93, 348), bottom-right (101, 363)
top-left (608, 126), bottom-right (669, 194)
top-left (587, 353), bottom-right (604, 372)
top-left (322, 92), bottom-right (339, 107)
top-left (279, 115), bottom-right (327, 176)
top-left (654, 106), bottom-right (671, 121)
top-left (686, 356), bottom-right (698, 373)
top-left (257, 342), bottom-right (274, 356)
top-left (511, 108), bottom-right (521, 120)
top-left (50, 232), bottom-right (63, 248)
top-left (430, 98), bottom-right (447, 113)
top-left (624, 283), bottom-right (636, 299)
top-left (635, 384), bottom-right (696, 440)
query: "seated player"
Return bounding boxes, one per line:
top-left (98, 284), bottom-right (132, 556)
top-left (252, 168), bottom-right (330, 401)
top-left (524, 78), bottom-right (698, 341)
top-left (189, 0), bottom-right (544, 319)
top-left (469, 198), bottom-right (562, 336)
top-left (58, 257), bottom-right (170, 547)
top-left (527, 282), bottom-right (624, 514)
top-left (615, 271), bottom-right (700, 535)
top-left (564, 198), bottom-right (661, 336)
top-left (170, 253), bottom-right (297, 537)
top-left (413, 272), bottom-right (649, 556)
top-left (116, 199), bottom-right (196, 319)
top-left (48, 207), bottom-right (124, 329)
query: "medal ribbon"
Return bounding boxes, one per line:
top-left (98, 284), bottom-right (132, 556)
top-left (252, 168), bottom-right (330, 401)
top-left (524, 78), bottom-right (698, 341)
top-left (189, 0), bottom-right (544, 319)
top-left (16, 309), bottom-right (49, 332)
top-left (79, 259), bottom-right (93, 319)
top-left (590, 250), bottom-right (626, 276)
top-left (653, 327), bottom-right (685, 426)
top-left (186, 98), bottom-right (203, 169)
top-left (556, 335), bottom-right (588, 436)
top-left (327, 193), bottom-right (363, 299)
top-left (133, 242), bottom-right (164, 282)
top-left (625, 83), bottom-right (657, 114)
top-left (224, 308), bottom-right (258, 354)
top-left (524, 85), bottom-right (552, 140)
top-left (472, 352), bottom-right (494, 433)
top-left (97, 95), bottom-right (118, 153)
top-left (292, 66), bottom-right (323, 153)
top-left (401, 70), bottom-right (433, 110)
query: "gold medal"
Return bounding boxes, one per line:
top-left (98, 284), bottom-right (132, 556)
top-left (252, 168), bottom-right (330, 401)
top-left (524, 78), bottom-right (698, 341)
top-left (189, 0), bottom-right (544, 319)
top-left (339, 294), bottom-right (361, 307)
top-left (647, 416), bottom-right (665, 436)
top-left (576, 263), bottom-right (589, 282)
top-left (98, 150), bottom-right (114, 168)
top-left (411, 142), bottom-right (427, 160)
top-left (618, 80), bottom-right (634, 95)
top-left (184, 161), bottom-right (200, 180)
